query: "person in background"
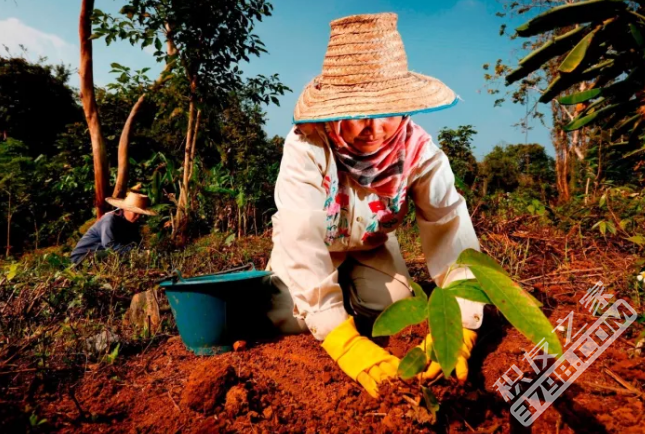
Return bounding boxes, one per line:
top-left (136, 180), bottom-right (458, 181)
top-left (265, 13), bottom-right (484, 398)
top-left (71, 192), bottom-right (156, 264)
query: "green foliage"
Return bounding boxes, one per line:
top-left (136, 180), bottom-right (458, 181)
top-left (480, 143), bottom-right (556, 200)
top-left (105, 343), bottom-right (120, 364)
top-left (558, 88), bottom-right (602, 105)
top-left (0, 56), bottom-right (81, 157)
top-left (0, 232), bottom-right (273, 380)
top-left (398, 347), bottom-right (428, 380)
top-left (509, 0), bottom-right (645, 147)
top-left (427, 287), bottom-right (463, 377)
top-left (457, 250), bottom-right (562, 357)
top-left (514, 0), bottom-right (627, 37)
top-left (556, 184), bottom-right (645, 246)
top-left (92, 0), bottom-right (290, 109)
top-left (0, 53), bottom-right (286, 254)
top-left (437, 125), bottom-right (479, 191)
top-left (373, 248), bottom-right (562, 380)
top-left (372, 297), bottom-right (427, 336)
top-left (445, 279), bottom-right (492, 304)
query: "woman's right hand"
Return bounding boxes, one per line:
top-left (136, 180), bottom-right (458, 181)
top-left (321, 317), bottom-right (399, 398)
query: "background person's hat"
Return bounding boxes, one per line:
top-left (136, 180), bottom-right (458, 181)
top-left (293, 13), bottom-right (458, 123)
top-left (105, 192), bottom-right (157, 216)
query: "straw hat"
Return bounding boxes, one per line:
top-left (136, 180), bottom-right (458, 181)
top-left (293, 13), bottom-right (458, 123)
top-left (105, 192), bottom-right (157, 216)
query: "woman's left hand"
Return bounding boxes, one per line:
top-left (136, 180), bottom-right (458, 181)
top-left (416, 328), bottom-right (477, 383)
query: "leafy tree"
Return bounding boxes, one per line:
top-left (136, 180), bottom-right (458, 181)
top-left (488, 0), bottom-right (645, 202)
top-left (481, 145), bottom-right (520, 194)
top-left (216, 98), bottom-right (283, 237)
top-left (480, 143), bottom-right (556, 200)
top-left (0, 57), bottom-right (81, 156)
top-left (0, 139), bottom-right (34, 257)
top-left (437, 125), bottom-right (479, 189)
top-left (93, 0), bottom-right (290, 236)
top-left (507, 0), bottom-right (645, 140)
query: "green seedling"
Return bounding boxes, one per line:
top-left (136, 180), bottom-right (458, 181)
top-left (373, 248), bottom-right (562, 381)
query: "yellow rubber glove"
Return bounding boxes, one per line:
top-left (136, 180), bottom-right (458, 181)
top-left (417, 328), bottom-right (477, 383)
top-left (321, 317), bottom-right (399, 398)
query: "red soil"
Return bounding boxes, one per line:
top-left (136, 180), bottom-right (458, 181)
top-left (23, 289), bottom-right (645, 434)
top-left (2, 237), bottom-right (644, 433)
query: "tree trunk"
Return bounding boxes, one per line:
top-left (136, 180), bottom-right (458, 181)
top-left (552, 101), bottom-right (571, 203)
top-left (112, 30), bottom-right (178, 199)
top-left (6, 192), bottom-right (11, 257)
top-left (174, 84), bottom-right (197, 234)
top-left (113, 94), bottom-right (146, 198)
top-left (79, 0), bottom-right (109, 218)
top-left (187, 109), bottom-right (201, 181)
top-left (237, 205), bottom-right (242, 239)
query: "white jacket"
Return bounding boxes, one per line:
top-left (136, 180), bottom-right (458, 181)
top-left (268, 125), bottom-right (485, 341)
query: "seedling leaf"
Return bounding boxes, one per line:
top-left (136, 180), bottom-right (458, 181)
top-left (421, 386), bottom-right (440, 418)
top-left (411, 280), bottom-right (428, 301)
top-left (445, 279), bottom-right (492, 304)
top-left (427, 287), bottom-right (463, 378)
top-left (398, 347), bottom-right (428, 380)
top-left (456, 249), bottom-right (510, 276)
top-left (469, 265), bottom-right (563, 357)
top-left (373, 298), bottom-right (427, 337)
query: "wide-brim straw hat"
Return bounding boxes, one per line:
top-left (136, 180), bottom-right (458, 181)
top-left (105, 192), bottom-right (157, 216)
top-left (293, 13), bottom-right (458, 123)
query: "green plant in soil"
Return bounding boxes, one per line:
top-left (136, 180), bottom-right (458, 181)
top-left (373, 248), bottom-right (562, 382)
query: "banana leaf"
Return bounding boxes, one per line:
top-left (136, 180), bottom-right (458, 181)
top-left (629, 23), bottom-right (644, 46)
top-left (558, 88), bottom-right (603, 105)
top-left (579, 96), bottom-right (607, 116)
top-left (559, 27), bottom-right (599, 73)
top-left (611, 113), bottom-right (642, 139)
top-left (505, 64), bottom-right (535, 86)
top-left (563, 103), bottom-right (619, 131)
top-left (506, 26), bottom-right (590, 85)
top-left (539, 74), bottom-right (581, 103)
top-left (516, 0), bottom-right (627, 37)
top-left (629, 120), bottom-right (645, 142)
top-left (623, 140), bottom-right (645, 158)
top-left (605, 111), bottom-right (636, 130)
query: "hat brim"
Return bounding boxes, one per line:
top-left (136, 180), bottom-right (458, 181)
top-left (293, 72), bottom-right (458, 123)
top-left (105, 197), bottom-right (157, 216)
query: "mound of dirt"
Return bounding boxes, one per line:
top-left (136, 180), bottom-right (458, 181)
top-left (180, 359), bottom-right (238, 414)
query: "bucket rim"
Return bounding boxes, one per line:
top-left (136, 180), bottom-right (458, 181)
top-left (159, 269), bottom-right (272, 288)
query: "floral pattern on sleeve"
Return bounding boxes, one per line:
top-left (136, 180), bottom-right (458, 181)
top-left (361, 184), bottom-right (409, 245)
top-left (323, 175), bottom-right (350, 246)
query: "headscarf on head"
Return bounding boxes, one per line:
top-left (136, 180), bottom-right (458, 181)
top-left (322, 117), bottom-right (429, 198)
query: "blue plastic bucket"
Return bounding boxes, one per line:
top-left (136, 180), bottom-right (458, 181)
top-left (159, 265), bottom-right (272, 355)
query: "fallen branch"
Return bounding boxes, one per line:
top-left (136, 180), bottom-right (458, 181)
top-left (519, 268), bottom-right (603, 283)
top-left (0, 368), bottom-right (37, 375)
top-left (604, 368), bottom-right (642, 395)
top-left (580, 381), bottom-right (643, 397)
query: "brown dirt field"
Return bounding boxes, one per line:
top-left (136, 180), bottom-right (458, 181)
top-left (2, 231), bottom-right (644, 433)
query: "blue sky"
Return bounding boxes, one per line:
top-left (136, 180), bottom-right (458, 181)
top-left (0, 0), bottom-right (552, 159)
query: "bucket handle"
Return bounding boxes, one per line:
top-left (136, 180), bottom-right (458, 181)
top-left (156, 263), bottom-right (256, 285)
top-left (211, 262), bottom-right (256, 275)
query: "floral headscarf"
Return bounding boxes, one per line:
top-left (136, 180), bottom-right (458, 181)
top-left (323, 117), bottom-right (429, 198)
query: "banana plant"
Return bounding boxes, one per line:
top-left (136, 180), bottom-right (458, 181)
top-left (373, 249), bottom-right (561, 380)
top-left (506, 0), bottom-right (645, 151)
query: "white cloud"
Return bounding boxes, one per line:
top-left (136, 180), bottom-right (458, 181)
top-left (143, 44), bottom-right (156, 56)
top-left (0, 17), bottom-right (77, 69)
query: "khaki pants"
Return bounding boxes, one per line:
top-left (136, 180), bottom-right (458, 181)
top-left (266, 234), bottom-right (413, 336)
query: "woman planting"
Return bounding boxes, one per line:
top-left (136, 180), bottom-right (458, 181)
top-left (266, 12), bottom-right (484, 398)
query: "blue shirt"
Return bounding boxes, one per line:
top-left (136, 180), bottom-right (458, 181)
top-left (71, 210), bottom-right (141, 264)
